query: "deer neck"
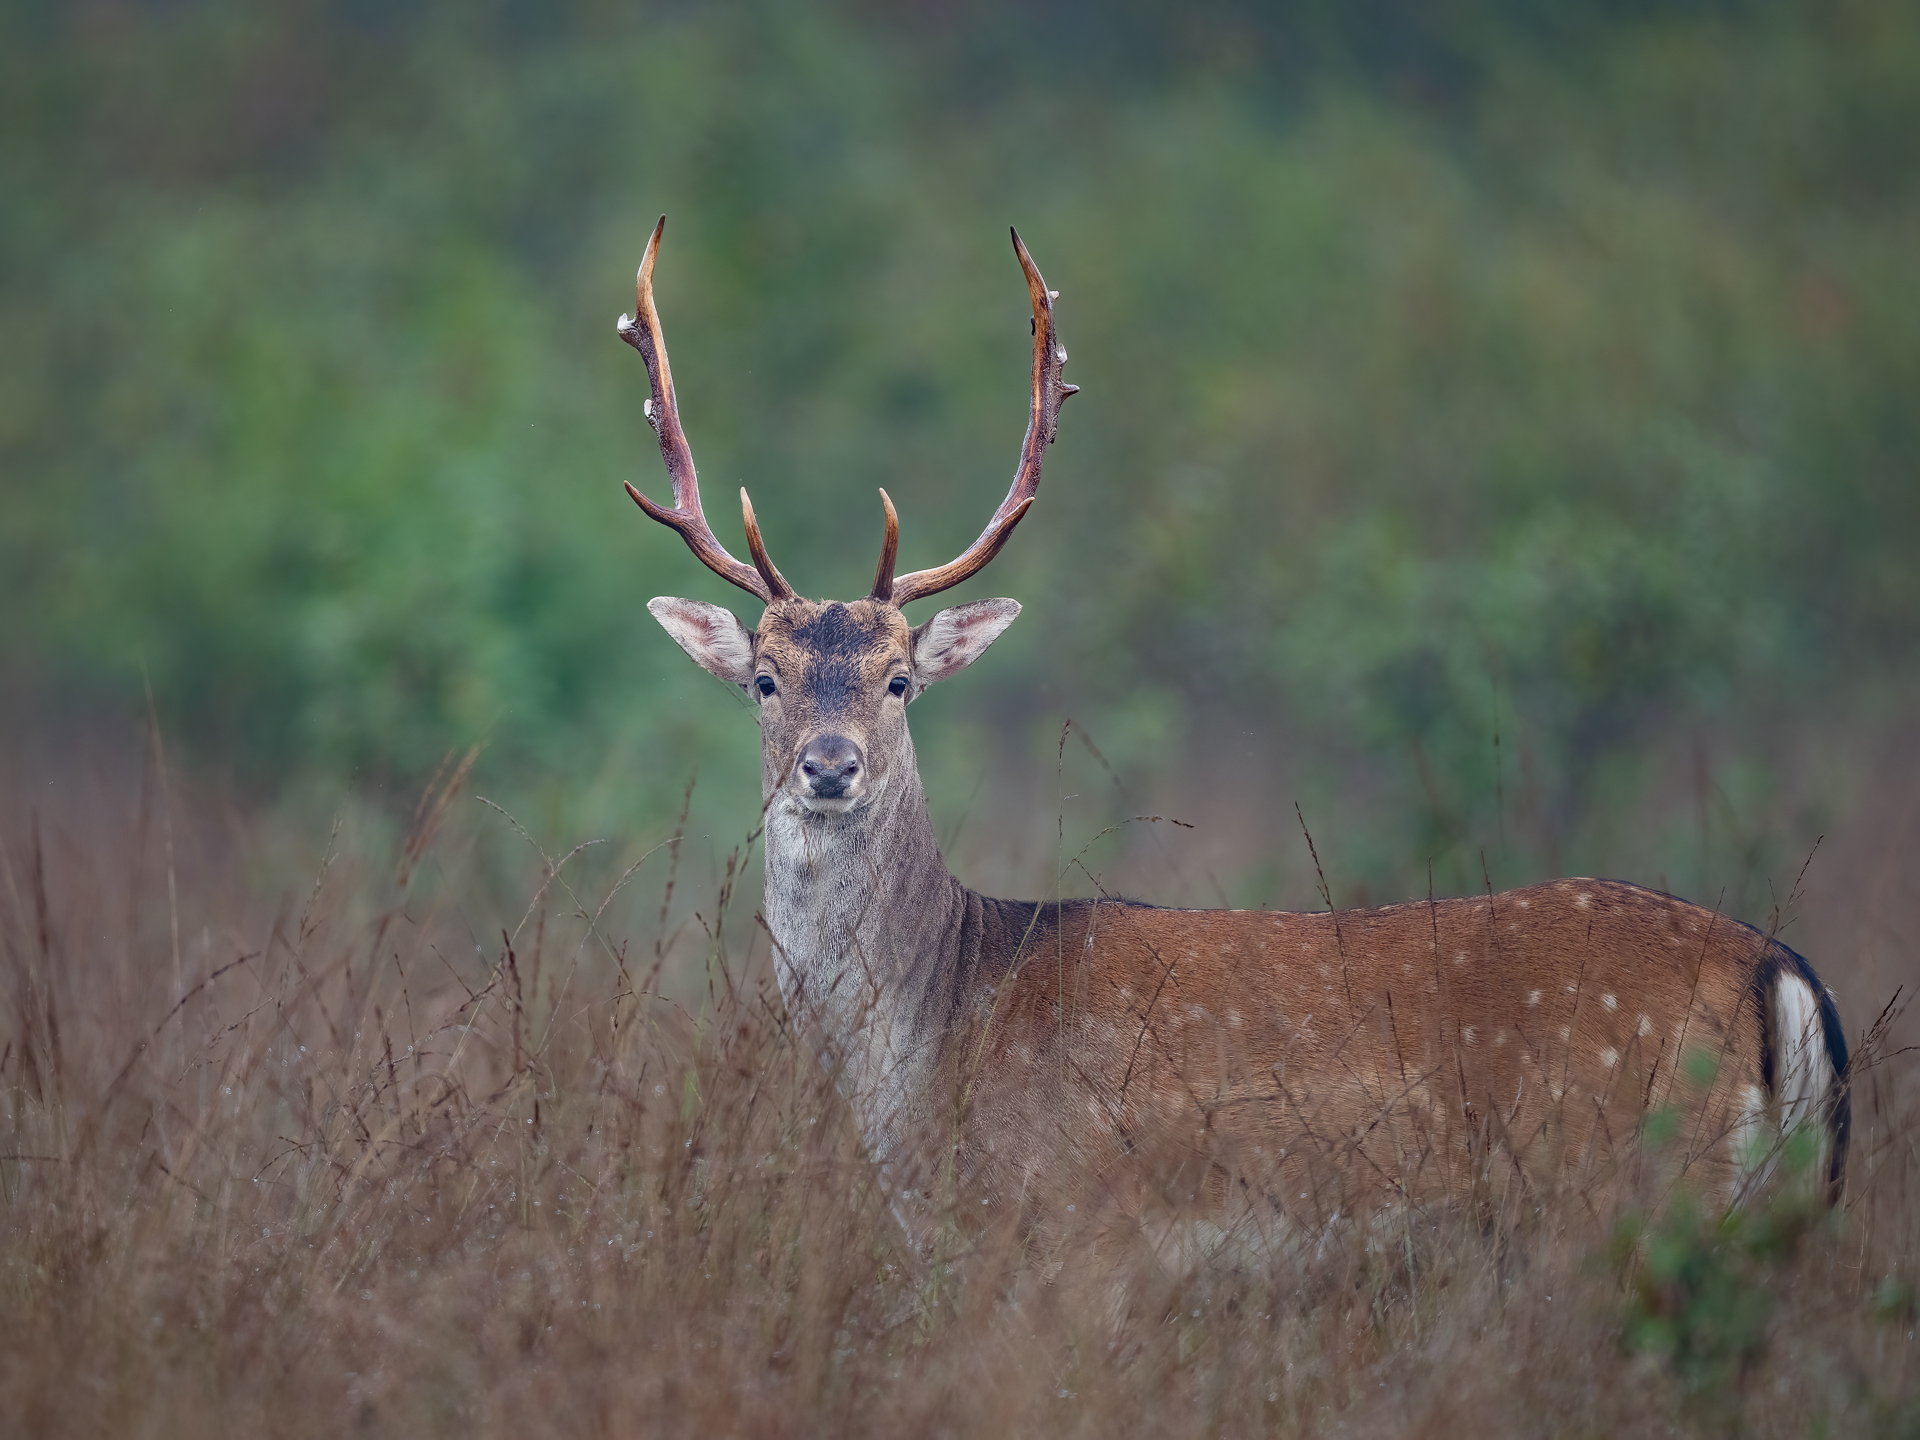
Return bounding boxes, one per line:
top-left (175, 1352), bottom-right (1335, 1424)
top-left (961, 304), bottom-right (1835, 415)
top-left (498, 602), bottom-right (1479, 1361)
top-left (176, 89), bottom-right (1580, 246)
top-left (761, 727), bottom-right (966, 1168)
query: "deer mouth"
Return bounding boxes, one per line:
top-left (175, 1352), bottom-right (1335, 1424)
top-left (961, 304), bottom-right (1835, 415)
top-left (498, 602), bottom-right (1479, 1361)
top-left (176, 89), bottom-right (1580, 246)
top-left (790, 767), bottom-right (878, 814)
top-left (788, 773), bottom-right (882, 815)
top-left (797, 792), bottom-right (861, 814)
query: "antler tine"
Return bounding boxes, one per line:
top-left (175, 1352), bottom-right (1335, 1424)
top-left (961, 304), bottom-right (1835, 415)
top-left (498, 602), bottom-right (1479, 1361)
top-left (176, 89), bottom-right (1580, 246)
top-left (887, 228), bottom-right (1077, 609)
top-left (740, 487), bottom-right (795, 600)
top-left (619, 216), bottom-right (792, 603)
top-left (868, 488), bottom-right (900, 602)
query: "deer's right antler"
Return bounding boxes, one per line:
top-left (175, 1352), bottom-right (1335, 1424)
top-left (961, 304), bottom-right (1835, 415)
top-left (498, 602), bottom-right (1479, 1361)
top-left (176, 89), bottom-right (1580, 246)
top-left (620, 217), bottom-right (793, 604)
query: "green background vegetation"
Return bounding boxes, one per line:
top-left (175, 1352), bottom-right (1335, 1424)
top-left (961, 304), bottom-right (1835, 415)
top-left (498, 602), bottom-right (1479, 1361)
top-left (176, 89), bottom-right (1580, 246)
top-left (4, 0), bottom-right (1917, 912)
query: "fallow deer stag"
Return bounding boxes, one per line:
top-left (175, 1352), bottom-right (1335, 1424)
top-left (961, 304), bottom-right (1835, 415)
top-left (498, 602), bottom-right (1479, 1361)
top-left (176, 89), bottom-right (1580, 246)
top-left (621, 217), bottom-right (1850, 1254)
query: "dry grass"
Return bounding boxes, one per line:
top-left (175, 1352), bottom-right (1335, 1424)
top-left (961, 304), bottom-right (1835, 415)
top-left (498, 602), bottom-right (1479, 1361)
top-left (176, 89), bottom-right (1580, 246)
top-left (1, 738), bottom-right (1915, 1438)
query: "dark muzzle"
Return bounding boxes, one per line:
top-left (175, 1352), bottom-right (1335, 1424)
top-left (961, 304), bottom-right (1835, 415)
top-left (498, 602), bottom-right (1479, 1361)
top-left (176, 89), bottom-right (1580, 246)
top-left (797, 734), bottom-right (864, 799)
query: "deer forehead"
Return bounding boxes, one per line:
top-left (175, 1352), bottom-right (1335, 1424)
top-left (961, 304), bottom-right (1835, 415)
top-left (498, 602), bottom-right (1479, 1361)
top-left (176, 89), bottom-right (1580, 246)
top-left (755, 599), bottom-right (909, 694)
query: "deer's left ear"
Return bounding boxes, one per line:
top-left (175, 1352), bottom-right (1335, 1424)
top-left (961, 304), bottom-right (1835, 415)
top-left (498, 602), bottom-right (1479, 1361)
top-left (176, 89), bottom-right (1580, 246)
top-left (910, 598), bottom-right (1021, 688)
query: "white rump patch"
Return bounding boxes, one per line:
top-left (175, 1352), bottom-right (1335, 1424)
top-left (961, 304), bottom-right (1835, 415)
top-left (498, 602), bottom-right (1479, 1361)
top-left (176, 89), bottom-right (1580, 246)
top-left (1723, 971), bottom-right (1836, 1199)
top-left (1773, 971), bottom-right (1831, 1138)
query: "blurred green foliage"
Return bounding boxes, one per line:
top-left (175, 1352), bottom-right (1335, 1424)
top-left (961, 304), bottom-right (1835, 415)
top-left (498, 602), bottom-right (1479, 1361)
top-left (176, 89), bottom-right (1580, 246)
top-left (1606, 1129), bottom-right (1828, 1424)
top-left (3, 0), bottom-right (1916, 894)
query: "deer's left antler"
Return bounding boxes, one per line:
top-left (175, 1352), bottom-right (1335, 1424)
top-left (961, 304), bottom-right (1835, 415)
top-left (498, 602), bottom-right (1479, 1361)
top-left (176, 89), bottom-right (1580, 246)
top-left (873, 229), bottom-right (1076, 607)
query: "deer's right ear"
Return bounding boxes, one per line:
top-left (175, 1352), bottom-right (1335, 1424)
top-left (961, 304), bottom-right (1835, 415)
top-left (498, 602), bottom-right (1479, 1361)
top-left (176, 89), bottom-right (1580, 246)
top-left (647, 598), bottom-right (756, 687)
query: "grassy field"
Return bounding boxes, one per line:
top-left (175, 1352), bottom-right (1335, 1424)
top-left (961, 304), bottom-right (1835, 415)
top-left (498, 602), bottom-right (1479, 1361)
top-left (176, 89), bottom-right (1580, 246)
top-left (2, 725), bottom-right (1913, 1438)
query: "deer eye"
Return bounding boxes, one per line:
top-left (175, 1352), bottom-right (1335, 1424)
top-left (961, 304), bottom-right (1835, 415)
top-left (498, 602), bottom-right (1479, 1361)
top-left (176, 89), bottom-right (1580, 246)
top-left (756, 676), bottom-right (777, 698)
top-left (888, 676), bottom-right (909, 698)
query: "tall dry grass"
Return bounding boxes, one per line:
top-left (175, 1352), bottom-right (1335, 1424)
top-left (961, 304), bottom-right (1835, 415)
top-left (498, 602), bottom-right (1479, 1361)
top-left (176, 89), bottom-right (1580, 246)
top-left (1, 732), bottom-right (1915, 1437)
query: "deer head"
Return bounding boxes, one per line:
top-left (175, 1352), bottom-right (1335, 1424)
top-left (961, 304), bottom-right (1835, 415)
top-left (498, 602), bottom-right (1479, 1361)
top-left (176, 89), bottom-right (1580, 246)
top-left (629, 218), bottom-right (1076, 814)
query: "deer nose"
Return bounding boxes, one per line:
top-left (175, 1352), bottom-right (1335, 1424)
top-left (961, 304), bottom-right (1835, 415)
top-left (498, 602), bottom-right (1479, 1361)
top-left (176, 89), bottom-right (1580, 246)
top-left (797, 735), bottom-right (864, 799)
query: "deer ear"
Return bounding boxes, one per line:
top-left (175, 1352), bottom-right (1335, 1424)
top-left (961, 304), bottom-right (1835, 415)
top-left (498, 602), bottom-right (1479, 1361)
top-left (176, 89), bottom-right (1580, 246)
top-left (910, 598), bottom-right (1021, 688)
top-left (648, 598), bottom-right (756, 686)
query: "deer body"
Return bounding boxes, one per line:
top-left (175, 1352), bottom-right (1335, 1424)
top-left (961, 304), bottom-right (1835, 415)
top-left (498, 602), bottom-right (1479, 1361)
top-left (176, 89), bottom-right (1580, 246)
top-left (617, 219), bottom-right (1850, 1248)
top-left (754, 651), bottom-right (1842, 1244)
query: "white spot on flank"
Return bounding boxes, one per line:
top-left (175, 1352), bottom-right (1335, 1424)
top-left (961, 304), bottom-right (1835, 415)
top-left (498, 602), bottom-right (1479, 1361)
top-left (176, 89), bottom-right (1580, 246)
top-left (1463, 1027), bottom-right (1478, 1045)
top-left (1576, 893), bottom-right (1593, 908)
top-left (1494, 1031), bottom-right (1508, 1047)
top-left (1599, 1047), bottom-right (1619, 1068)
top-left (1527, 989), bottom-right (1542, 1007)
top-left (1455, 950), bottom-right (1468, 966)
top-left (1517, 898), bottom-right (1531, 909)
top-left (1559, 1026), bottom-right (1571, 1041)
top-left (1637, 1014), bottom-right (1652, 1037)
top-left (1601, 993), bottom-right (1617, 1012)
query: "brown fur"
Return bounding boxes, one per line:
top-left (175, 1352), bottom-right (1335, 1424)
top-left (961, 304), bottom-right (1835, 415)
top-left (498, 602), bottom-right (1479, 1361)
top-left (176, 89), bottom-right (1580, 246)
top-left (939, 883), bottom-right (1793, 1231)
